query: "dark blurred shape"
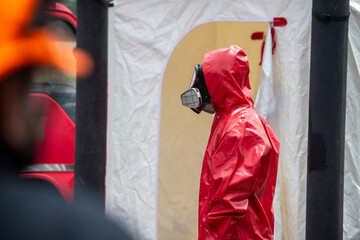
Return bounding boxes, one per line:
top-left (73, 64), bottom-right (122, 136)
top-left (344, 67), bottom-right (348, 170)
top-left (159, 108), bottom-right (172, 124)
top-left (0, 174), bottom-right (134, 240)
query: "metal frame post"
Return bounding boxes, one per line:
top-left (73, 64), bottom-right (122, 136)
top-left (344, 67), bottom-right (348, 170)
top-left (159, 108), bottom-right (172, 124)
top-left (306, 0), bottom-right (349, 239)
top-left (74, 0), bottom-right (108, 207)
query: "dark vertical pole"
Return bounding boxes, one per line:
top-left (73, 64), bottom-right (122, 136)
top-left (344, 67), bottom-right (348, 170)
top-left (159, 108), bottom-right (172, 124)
top-left (306, 0), bottom-right (349, 239)
top-left (74, 0), bottom-right (108, 207)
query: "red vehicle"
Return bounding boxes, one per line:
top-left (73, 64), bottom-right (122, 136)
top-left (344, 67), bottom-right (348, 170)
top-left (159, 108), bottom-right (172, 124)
top-left (19, 2), bottom-right (77, 203)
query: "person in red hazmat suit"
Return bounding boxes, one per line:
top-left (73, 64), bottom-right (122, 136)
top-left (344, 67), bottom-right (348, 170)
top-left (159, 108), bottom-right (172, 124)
top-left (181, 45), bottom-right (279, 240)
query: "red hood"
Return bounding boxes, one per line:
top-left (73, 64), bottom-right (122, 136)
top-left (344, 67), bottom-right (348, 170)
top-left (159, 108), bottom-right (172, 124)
top-left (202, 45), bottom-right (253, 113)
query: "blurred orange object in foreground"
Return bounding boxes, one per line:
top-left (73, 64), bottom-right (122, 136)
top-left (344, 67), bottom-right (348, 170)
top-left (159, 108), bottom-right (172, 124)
top-left (0, 0), bottom-right (92, 81)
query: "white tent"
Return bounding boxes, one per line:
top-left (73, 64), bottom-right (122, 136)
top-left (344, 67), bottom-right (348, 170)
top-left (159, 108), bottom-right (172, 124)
top-left (106, 1), bottom-right (360, 239)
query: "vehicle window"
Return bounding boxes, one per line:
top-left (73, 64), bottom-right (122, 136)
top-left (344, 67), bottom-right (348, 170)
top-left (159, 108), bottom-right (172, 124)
top-left (31, 18), bottom-right (77, 122)
top-left (45, 19), bottom-right (76, 41)
top-left (31, 69), bottom-right (76, 123)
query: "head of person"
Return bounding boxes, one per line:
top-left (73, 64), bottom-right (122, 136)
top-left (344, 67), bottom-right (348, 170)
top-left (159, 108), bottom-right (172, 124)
top-left (0, 0), bottom-right (92, 173)
top-left (181, 45), bottom-right (253, 114)
top-left (180, 64), bottom-right (214, 114)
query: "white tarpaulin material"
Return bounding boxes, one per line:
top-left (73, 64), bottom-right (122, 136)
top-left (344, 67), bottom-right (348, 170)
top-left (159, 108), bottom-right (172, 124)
top-left (107, 0), bottom-right (360, 239)
top-left (254, 25), bottom-right (282, 240)
top-left (254, 25), bottom-right (276, 126)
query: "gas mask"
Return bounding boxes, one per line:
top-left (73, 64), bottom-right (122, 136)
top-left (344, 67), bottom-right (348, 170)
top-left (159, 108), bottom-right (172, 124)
top-left (180, 64), bottom-right (214, 114)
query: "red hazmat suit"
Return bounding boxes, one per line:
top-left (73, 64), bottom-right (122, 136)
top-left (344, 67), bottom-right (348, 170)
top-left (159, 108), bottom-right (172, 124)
top-left (198, 45), bottom-right (279, 240)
